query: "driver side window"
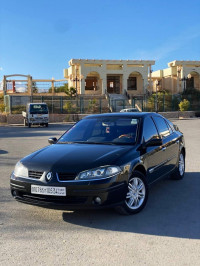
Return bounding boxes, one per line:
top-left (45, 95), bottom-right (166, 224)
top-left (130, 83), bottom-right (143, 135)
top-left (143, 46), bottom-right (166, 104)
top-left (143, 117), bottom-right (159, 142)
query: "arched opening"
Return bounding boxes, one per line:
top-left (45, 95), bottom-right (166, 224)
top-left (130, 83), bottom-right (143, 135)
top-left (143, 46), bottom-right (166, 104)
top-left (127, 72), bottom-right (143, 94)
top-left (85, 71), bottom-right (101, 94)
top-left (187, 71), bottom-right (200, 90)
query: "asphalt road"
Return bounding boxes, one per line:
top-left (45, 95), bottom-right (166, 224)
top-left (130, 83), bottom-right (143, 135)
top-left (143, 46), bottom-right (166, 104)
top-left (0, 120), bottom-right (200, 265)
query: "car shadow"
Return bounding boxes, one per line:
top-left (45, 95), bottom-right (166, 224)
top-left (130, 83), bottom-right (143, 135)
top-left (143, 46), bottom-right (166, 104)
top-left (62, 172), bottom-right (200, 239)
top-left (0, 124), bottom-right (73, 139)
top-left (0, 150), bottom-right (8, 154)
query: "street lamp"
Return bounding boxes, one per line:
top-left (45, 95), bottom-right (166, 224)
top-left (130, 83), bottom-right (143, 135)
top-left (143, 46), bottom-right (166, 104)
top-left (155, 79), bottom-right (159, 112)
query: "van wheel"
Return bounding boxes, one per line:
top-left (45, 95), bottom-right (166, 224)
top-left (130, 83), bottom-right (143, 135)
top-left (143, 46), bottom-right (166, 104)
top-left (115, 171), bottom-right (148, 215)
top-left (45, 123), bottom-right (48, 127)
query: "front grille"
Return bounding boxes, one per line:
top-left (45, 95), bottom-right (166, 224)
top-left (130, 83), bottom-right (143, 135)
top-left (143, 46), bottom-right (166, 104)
top-left (58, 173), bottom-right (76, 181)
top-left (18, 192), bottom-right (87, 204)
top-left (29, 170), bottom-right (43, 179)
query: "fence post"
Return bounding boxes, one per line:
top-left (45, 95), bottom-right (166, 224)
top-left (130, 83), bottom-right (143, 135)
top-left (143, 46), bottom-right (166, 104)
top-left (172, 95), bottom-right (174, 111)
top-left (163, 94), bottom-right (165, 112)
top-left (131, 98), bottom-right (135, 108)
top-left (52, 96), bottom-right (53, 114)
top-left (60, 96), bottom-right (63, 113)
top-left (10, 96), bottom-right (12, 114)
top-left (99, 98), bottom-right (102, 113)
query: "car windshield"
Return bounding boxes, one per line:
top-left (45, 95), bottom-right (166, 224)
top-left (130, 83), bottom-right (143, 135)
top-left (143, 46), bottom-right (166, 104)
top-left (29, 104), bottom-right (48, 114)
top-left (58, 116), bottom-right (139, 145)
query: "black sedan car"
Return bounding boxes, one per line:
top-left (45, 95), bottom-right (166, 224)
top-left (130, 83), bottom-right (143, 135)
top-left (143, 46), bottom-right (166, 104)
top-left (10, 113), bottom-right (185, 214)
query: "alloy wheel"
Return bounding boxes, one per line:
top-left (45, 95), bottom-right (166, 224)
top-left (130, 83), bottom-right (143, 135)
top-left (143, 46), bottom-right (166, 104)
top-left (125, 177), bottom-right (146, 210)
top-left (179, 153), bottom-right (185, 176)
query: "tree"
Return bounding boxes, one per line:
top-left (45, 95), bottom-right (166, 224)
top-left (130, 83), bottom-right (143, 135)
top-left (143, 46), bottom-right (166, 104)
top-left (32, 82), bottom-right (38, 93)
top-left (48, 83), bottom-right (69, 94)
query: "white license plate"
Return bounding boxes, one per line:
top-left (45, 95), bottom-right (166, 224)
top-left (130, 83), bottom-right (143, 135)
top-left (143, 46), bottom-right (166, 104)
top-left (31, 185), bottom-right (66, 196)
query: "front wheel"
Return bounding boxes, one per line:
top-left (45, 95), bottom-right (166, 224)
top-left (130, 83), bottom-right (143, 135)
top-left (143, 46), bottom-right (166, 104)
top-left (115, 171), bottom-right (148, 215)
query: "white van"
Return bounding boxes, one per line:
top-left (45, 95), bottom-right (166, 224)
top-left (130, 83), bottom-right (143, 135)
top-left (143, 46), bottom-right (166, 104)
top-left (22, 103), bottom-right (49, 127)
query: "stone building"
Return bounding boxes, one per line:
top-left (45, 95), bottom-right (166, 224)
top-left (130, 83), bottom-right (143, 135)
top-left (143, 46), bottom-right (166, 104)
top-left (151, 60), bottom-right (200, 93)
top-left (64, 59), bottom-right (155, 96)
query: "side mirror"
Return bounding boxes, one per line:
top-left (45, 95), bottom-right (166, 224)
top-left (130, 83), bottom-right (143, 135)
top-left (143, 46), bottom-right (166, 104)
top-left (146, 138), bottom-right (162, 147)
top-left (48, 137), bottom-right (57, 145)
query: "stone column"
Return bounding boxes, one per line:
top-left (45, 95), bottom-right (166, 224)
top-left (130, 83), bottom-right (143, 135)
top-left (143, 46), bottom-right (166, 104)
top-left (102, 77), bottom-right (107, 95)
top-left (122, 75), bottom-right (128, 94)
top-left (3, 76), bottom-right (7, 95)
top-left (51, 78), bottom-right (55, 95)
top-left (177, 75), bottom-right (180, 93)
top-left (80, 78), bottom-right (85, 95)
top-left (143, 78), bottom-right (148, 95)
top-left (171, 76), bottom-right (174, 94)
top-left (27, 75), bottom-right (32, 96)
top-left (149, 65), bottom-right (152, 93)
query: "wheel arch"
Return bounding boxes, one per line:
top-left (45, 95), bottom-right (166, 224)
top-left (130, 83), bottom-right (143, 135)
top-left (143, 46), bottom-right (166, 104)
top-left (181, 146), bottom-right (186, 157)
top-left (132, 164), bottom-right (147, 177)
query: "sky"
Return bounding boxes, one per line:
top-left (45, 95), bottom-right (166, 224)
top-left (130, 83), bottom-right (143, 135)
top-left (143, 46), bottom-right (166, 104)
top-left (0, 0), bottom-right (200, 81)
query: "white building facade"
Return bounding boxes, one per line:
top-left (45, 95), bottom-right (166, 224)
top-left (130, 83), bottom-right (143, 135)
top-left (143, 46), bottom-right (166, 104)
top-left (64, 59), bottom-right (155, 96)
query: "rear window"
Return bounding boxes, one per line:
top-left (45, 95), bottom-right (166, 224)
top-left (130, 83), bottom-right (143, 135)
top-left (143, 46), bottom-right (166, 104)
top-left (153, 116), bottom-right (170, 138)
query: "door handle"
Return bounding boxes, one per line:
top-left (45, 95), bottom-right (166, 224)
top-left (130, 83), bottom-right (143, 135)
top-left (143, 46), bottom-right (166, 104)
top-left (162, 147), bottom-right (166, 151)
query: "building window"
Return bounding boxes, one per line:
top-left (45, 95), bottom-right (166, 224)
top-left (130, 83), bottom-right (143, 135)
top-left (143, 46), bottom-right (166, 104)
top-left (128, 77), bottom-right (137, 90)
top-left (110, 82), bottom-right (114, 88)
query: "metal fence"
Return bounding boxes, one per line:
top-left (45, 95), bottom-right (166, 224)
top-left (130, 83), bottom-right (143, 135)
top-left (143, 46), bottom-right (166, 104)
top-left (4, 93), bottom-right (200, 114)
top-left (109, 94), bottom-right (200, 112)
top-left (5, 95), bottom-right (107, 114)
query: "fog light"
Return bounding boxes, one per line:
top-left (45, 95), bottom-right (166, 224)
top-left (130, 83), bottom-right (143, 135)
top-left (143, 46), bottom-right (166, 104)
top-left (12, 190), bottom-right (17, 197)
top-left (93, 197), bottom-right (102, 205)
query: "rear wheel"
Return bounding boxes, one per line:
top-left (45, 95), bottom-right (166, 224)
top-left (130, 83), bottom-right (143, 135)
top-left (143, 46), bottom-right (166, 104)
top-left (115, 171), bottom-right (148, 215)
top-left (171, 151), bottom-right (185, 180)
top-left (45, 123), bottom-right (48, 127)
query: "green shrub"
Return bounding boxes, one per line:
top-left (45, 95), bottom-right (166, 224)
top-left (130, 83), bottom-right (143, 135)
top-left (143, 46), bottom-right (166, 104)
top-left (11, 105), bottom-right (26, 114)
top-left (0, 103), bottom-right (5, 113)
top-left (179, 99), bottom-right (190, 111)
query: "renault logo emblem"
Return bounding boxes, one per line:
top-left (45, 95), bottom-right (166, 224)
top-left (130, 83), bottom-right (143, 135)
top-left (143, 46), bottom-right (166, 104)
top-left (46, 172), bottom-right (53, 181)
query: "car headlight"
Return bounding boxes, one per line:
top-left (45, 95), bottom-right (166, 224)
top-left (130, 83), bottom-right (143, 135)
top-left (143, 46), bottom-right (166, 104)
top-left (76, 166), bottom-right (121, 180)
top-left (14, 161), bottom-right (28, 178)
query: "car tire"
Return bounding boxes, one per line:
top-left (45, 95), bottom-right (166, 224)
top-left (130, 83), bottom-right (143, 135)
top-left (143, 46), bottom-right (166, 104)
top-left (46, 123), bottom-right (48, 127)
top-left (28, 123), bottom-right (31, 128)
top-left (171, 151), bottom-right (185, 180)
top-left (115, 171), bottom-right (148, 215)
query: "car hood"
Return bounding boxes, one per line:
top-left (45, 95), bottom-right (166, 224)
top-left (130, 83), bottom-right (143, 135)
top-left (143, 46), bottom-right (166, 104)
top-left (21, 143), bottom-right (133, 173)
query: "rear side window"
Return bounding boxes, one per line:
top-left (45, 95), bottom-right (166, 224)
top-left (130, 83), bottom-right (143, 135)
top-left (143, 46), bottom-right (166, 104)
top-left (143, 116), bottom-right (159, 142)
top-left (153, 116), bottom-right (170, 138)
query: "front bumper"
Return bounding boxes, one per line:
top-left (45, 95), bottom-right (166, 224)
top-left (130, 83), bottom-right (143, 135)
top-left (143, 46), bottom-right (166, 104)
top-left (10, 172), bottom-right (127, 210)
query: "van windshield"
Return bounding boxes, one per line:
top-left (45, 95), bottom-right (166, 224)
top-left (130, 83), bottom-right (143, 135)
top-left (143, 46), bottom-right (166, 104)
top-left (29, 104), bottom-right (48, 114)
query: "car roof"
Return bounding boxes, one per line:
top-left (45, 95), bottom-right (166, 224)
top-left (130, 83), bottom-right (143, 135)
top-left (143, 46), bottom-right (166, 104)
top-left (84, 112), bottom-right (160, 119)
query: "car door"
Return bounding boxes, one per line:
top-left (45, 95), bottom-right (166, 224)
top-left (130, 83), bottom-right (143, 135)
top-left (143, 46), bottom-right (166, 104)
top-left (141, 116), bottom-right (167, 183)
top-left (152, 116), bottom-right (179, 175)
